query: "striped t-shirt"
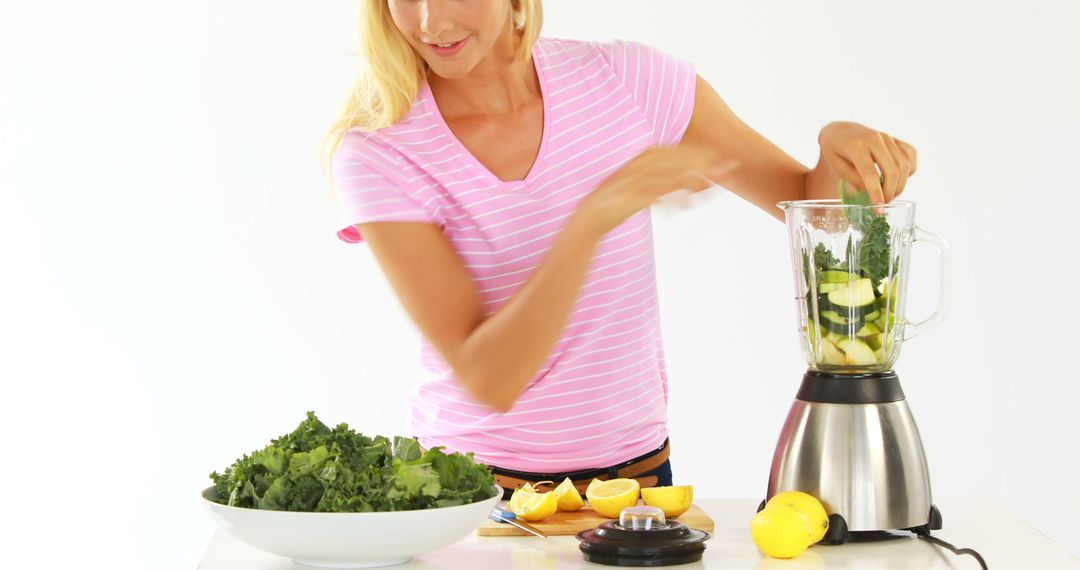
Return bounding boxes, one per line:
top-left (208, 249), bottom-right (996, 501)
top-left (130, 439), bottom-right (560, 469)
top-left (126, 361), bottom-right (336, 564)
top-left (333, 37), bottom-right (696, 472)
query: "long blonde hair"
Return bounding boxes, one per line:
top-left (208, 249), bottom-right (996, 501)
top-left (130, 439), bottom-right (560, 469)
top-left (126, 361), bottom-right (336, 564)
top-left (320, 0), bottom-right (544, 173)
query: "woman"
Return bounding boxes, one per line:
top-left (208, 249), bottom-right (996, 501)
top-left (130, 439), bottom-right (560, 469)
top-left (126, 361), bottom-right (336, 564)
top-left (322, 0), bottom-right (916, 495)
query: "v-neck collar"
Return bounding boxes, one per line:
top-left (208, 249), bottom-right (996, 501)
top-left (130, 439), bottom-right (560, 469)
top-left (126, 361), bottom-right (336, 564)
top-left (420, 41), bottom-right (551, 191)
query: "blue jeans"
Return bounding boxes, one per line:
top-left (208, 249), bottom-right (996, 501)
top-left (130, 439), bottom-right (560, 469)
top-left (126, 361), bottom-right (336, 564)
top-left (640, 459), bottom-right (674, 486)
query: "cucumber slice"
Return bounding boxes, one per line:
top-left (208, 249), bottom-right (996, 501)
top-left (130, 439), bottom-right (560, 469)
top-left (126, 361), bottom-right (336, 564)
top-left (819, 269), bottom-right (863, 283)
top-left (877, 278), bottom-right (899, 308)
top-left (819, 294), bottom-right (880, 317)
top-left (837, 338), bottom-right (877, 366)
top-left (856, 322), bottom-right (881, 338)
top-left (827, 278), bottom-right (877, 308)
top-left (805, 321), bottom-right (823, 345)
top-left (863, 310), bottom-right (881, 322)
top-left (818, 282), bottom-right (850, 294)
top-left (877, 295), bottom-right (896, 310)
top-left (819, 310), bottom-right (863, 334)
top-left (866, 333), bottom-right (897, 357)
top-left (875, 312), bottom-right (897, 330)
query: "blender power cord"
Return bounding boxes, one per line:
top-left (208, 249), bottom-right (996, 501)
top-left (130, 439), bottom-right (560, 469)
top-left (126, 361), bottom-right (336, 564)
top-left (913, 529), bottom-right (989, 569)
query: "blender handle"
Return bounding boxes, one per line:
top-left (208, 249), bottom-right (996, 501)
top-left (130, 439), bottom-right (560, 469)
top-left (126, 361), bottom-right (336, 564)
top-left (903, 226), bottom-right (951, 341)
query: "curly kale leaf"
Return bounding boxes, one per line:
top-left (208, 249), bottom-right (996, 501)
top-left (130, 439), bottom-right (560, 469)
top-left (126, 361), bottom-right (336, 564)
top-left (209, 412), bottom-right (495, 512)
top-left (856, 214), bottom-right (892, 287)
top-left (838, 179), bottom-right (894, 287)
top-left (814, 243), bottom-right (841, 272)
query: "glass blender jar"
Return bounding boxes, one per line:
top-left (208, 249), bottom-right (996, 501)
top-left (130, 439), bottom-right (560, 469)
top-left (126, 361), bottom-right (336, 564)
top-left (780, 199), bottom-right (950, 373)
top-left (763, 198), bottom-right (951, 543)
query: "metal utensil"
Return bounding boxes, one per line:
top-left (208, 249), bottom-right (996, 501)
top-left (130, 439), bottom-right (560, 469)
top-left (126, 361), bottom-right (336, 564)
top-left (489, 507), bottom-right (548, 538)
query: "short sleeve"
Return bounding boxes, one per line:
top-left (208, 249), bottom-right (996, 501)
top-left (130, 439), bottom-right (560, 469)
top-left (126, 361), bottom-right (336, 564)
top-left (596, 40), bottom-right (697, 146)
top-left (332, 131), bottom-right (439, 243)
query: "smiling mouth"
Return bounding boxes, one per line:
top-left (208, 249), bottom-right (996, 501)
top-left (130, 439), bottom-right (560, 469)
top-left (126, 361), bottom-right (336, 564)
top-left (424, 37), bottom-right (468, 56)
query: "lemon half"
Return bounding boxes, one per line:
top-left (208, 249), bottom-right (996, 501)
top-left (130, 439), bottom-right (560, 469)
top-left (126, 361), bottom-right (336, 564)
top-left (585, 478), bottom-right (640, 518)
top-left (640, 485), bottom-right (694, 517)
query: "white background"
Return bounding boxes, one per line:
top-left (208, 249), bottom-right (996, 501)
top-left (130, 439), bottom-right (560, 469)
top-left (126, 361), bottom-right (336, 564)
top-left (3, 0), bottom-right (1078, 568)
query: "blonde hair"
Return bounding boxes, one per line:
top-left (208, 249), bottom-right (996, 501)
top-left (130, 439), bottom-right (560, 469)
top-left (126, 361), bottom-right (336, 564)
top-left (320, 0), bottom-right (544, 174)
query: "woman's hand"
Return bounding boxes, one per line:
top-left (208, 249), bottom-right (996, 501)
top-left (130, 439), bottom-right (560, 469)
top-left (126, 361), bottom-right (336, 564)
top-left (575, 145), bottom-right (736, 237)
top-left (817, 121), bottom-right (918, 204)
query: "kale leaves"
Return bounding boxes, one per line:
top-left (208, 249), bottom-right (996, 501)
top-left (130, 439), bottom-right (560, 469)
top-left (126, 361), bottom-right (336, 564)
top-left (837, 180), bottom-right (894, 288)
top-left (209, 412), bottom-right (496, 512)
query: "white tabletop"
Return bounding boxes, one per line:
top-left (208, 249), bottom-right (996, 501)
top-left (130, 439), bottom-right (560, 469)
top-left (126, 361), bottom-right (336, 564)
top-left (199, 496), bottom-right (1079, 569)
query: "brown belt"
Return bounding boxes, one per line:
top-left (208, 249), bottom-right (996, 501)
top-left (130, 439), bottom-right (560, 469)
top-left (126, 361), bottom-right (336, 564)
top-left (489, 439), bottom-right (671, 495)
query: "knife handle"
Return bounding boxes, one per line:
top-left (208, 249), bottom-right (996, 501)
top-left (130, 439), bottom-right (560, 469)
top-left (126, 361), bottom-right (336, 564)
top-left (488, 507), bottom-right (547, 538)
top-left (490, 507), bottom-right (517, 521)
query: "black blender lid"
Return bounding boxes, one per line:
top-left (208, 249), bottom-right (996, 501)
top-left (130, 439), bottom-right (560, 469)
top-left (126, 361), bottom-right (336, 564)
top-left (575, 507), bottom-right (710, 567)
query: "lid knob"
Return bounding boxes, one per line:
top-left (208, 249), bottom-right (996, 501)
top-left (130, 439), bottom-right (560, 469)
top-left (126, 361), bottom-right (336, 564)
top-left (618, 506), bottom-right (666, 530)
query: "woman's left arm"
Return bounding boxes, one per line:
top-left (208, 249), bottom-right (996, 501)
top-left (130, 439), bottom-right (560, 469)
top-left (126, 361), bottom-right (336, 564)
top-left (679, 75), bottom-right (917, 222)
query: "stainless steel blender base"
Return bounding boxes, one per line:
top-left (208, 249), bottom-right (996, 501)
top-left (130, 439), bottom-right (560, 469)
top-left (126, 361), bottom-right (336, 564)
top-left (766, 371), bottom-right (938, 538)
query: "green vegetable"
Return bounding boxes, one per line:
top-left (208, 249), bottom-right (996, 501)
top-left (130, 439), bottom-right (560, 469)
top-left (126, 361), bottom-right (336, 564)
top-left (209, 412), bottom-right (496, 512)
top-left (814, 244), bottom-right (842, 274)
top-left (838, 179), bottom-right (894, 288)
top-left (800, 180), bottom-right (903, 368)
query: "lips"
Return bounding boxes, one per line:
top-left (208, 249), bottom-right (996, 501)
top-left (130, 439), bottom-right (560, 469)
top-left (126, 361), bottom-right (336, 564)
top-left (425, 36), bottom-right (468, 57)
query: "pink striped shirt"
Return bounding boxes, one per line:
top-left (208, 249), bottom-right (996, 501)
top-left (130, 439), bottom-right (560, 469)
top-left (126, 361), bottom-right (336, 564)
top-left (333, 38), bottom-right (696, 472)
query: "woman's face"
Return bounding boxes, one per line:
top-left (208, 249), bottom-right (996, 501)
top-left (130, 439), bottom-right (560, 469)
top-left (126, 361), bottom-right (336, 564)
top-left (388, 0), bottom-right (516, 80)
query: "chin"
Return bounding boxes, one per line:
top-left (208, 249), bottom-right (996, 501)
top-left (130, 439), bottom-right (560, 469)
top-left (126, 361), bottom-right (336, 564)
top-left (426, 62), bottom-right (476, 80)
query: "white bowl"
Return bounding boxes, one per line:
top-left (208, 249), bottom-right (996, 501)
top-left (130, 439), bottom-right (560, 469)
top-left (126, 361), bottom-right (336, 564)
top-left (201, 485), bottom-right (502, 568)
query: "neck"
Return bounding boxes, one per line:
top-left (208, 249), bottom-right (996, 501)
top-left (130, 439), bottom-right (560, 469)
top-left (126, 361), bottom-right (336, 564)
top-left (428, 34), bottom-right (538, 118)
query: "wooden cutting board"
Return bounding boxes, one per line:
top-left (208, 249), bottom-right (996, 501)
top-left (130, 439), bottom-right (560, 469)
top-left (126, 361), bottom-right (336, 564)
top-left (476, 504), bottom-right (714, 536)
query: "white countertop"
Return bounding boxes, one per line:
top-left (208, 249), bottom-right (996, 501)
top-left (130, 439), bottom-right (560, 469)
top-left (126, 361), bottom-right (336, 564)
top-left (199, 496), bottom-right (1079, 569)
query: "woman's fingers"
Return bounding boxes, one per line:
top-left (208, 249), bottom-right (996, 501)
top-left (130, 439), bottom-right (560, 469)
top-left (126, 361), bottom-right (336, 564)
top-left (882, 135), bottom-right (911, 199)
top-left (896, 138), bottom-right (918, 175)
top-left (825, 151), bottom-right (863, 195)
top-left (851, 153), bottom-right (886, 206)
top-left (868, 134), bottom-right (902, 202)
top-left (816, 123), bottom-right (919, 204)
top-left (864, 135), bottom-right (898, 202)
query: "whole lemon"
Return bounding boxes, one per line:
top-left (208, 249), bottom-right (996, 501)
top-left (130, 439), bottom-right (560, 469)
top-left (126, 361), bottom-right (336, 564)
top-left (750, 504), bottom-right (815, 559)
top-left (766, 491), bottom-right (829, 543)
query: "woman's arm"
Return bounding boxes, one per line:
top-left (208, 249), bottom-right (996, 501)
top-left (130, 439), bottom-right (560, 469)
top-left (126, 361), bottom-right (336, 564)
top-left (680, 76), bottom-right (808, 222)
top-left (680, 76), bottom-right (917, 221)
top-left (360, 219), bottom-right (600, 414)
top-left (359, 147), bottom-right (731, 414)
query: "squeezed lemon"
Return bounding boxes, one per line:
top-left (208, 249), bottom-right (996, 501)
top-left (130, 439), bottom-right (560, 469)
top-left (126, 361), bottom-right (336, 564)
top-left (553, 477), bottom-right (585, 511)
top-left (508, 483), bottom-right (537, 516)
top-left (509, 484), bottom-right (558, 522)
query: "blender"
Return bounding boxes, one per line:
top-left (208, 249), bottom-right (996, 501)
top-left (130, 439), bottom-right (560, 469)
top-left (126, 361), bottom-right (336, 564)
top-left (764, 198), bottom-right (950, 543)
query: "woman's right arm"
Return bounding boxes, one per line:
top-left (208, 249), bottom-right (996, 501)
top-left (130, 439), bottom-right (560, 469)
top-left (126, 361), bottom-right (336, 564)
top-left (359, 146), bottom-right (732, 413)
